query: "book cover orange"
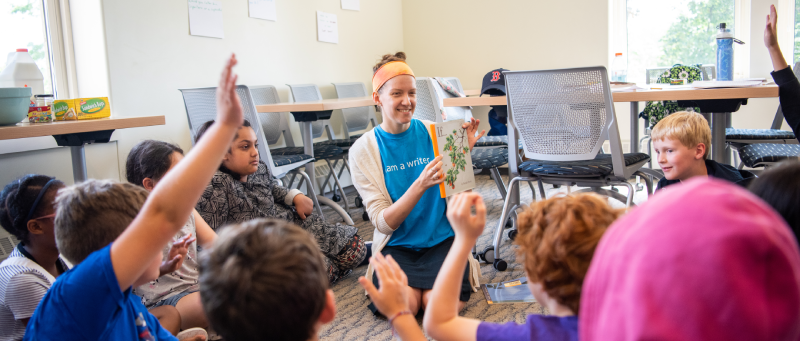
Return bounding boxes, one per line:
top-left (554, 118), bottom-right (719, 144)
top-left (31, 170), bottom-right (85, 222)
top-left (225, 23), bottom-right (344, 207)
top-left (429, 120), bottom-right (475, 198)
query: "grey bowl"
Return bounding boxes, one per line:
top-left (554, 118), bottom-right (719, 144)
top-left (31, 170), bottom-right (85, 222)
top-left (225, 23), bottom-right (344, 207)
top-left (0, 87), bottom-right (33, 125)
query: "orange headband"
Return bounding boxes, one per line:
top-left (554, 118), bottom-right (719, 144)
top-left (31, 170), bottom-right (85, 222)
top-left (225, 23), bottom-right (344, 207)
top-left (372, 61), bottom-right (415, 94)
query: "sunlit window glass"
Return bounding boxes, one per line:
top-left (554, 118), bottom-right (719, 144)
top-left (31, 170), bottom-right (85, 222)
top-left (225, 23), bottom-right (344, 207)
top-left (0, 0), bottom-right (54, 95)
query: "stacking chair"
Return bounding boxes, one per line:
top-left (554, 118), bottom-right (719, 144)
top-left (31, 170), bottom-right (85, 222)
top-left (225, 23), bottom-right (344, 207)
top-left (727, 62), bottom-right (800, 168)
top-left (286, 84), bottom-right (353, 211)
top-left (331, 82), bottom-right (380, 218)
top-left (488, 66), bottom-right (653, 271)
top-left (417, 76), bottom-right (509, 196)
top-left (179, 85), bottom-right (352, 224)
top-left (331, 82), bottom-right (380, 141)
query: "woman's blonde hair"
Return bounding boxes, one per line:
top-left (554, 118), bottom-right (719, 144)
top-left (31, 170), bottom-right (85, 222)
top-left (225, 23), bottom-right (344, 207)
top-left (515, 193), bottom-right (624, 314)
top-left (650, 111), bottom-right (711, 158)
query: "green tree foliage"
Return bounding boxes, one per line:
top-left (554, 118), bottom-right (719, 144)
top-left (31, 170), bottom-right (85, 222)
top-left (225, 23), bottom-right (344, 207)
top-left (659, 0), bottom-right (735, 66)
top-left (11, 1), bottom-right (33, 16)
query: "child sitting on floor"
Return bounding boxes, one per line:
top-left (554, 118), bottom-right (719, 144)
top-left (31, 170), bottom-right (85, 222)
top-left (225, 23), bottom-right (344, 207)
top-left (127, 139), bottom-right (218, 332)
top-left (360, 192), bottom-right (622, 341)
top-left (0, 175), bottom-right (71, 341)
top-left (194, 119), bottom-right (367, 284)
top-left (23, 53), bottom-right (243, 341)
top-left (198, 219), bottom-right (337, 341)
top-left (652, 111), bottom-right (754, 190)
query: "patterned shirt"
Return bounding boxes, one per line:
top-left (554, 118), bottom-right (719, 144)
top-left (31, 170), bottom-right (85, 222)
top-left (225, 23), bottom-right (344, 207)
top-left (133, 214), bottom-right (199, 307)
top-left (0, 245), bottom-right (69, 341)
top-left (196, 161), bottom-right (357, 256)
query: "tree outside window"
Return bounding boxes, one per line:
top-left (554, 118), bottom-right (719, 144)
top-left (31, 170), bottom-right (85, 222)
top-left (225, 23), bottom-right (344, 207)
top-left (627, 0), bottom-right (735, 84)
top-left (0, 0), bottom-right (54, 94)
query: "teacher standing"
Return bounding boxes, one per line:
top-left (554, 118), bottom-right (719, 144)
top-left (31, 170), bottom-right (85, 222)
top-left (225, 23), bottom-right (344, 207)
top-left (350, 52), bottom-right (484, 315)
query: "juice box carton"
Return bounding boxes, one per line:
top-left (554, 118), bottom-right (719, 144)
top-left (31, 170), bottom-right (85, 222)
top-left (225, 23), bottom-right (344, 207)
top-left (52, 99), bottom-right (77, 121)
top-left (76, 97), bottom-right (111, 120)
top-left (27, 106), bottom-right (52, 123)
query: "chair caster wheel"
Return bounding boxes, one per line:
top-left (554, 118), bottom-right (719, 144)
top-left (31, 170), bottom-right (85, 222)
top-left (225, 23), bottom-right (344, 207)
top-left (362, 211), bottom-right (369, 221)
top-left (552, 184), bottom-right (561, 188)
top-left (332, 194), bottom-right (341, 202)
top-left (493, 259), bottom-right (507, 271)
top-left (477, 246), bottom-right (495, 263)
top-left (636, 183), bottom-right (644, 192)
top-left (508, 229), bottom-right (518, 241)
top-left (355, 196), bottom-right (363, 208)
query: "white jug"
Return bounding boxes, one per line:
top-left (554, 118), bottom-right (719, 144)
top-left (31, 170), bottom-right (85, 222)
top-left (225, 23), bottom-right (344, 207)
top-left (0, 48), bottom-right (45, 97)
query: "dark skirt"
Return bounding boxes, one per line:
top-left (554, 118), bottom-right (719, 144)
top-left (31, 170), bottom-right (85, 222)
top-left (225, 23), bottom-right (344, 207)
top-left (368, 237), bottom-right (471, 315)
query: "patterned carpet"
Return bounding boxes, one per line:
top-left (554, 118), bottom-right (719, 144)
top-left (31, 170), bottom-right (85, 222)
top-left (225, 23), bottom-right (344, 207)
top-left (317, 173), bottom-right (650, 340)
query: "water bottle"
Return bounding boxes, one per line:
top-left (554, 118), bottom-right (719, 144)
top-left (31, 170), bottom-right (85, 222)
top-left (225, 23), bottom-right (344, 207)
top-left (0, 48), bottom-right (45, 97)
top-left (611, 52), bottom-right (627, 82)
top-left (716, 23), bottom-right (744, 81)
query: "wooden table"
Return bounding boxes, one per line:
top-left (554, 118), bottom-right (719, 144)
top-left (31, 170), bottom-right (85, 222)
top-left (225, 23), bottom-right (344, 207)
top-left (446, 85), bottom-right (780, 162)
top-left (0, 116), bottom-right (166, 182)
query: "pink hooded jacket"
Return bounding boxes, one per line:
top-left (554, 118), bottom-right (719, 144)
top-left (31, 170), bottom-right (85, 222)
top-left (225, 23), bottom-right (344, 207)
top-left (580, 178), bottom-right (800, 341)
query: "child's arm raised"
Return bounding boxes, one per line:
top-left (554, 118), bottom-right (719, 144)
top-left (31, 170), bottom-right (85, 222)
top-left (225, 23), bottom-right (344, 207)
top-left (111, 54), bottom-right (243, 290)
top-left (423, 192), bottom-right (485, 341)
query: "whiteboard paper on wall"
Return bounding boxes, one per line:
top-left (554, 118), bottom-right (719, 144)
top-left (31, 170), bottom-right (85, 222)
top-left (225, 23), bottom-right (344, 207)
top-left (316, 11), bottom-right (338, 44)
top-left (188, 0), bottom-right (224, 39)
top-left (341, 0), bottom-right (359, 11)
top-left (249, 0), bottom-right (276, 21)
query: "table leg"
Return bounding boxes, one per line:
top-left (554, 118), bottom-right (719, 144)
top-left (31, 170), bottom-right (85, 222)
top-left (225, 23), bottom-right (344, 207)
top-left (70, 145), bottom-right (87, 183)
top-left (630, 101), bottom-right (639, 153)
top-left (300, 121), bottom-right (317, 191)
top-left (711, 112), bottom-right (729, 163)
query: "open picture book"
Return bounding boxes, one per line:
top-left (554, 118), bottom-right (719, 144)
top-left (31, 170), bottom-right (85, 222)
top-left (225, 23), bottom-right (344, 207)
top-left (429, 120), bottom-right (476, 198)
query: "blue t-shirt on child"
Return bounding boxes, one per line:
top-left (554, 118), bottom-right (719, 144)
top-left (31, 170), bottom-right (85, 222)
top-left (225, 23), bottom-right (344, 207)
top-left (476, 314), bottom-right (578, 341)
top-left (24, 244), bottom-right (176, 341)
top-left (374, 119), bottom-right (454, 249)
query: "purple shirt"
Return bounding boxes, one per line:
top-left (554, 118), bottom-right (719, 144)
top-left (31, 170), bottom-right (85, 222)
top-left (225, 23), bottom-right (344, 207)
top-left (477, 314), bottom-right (578, 341)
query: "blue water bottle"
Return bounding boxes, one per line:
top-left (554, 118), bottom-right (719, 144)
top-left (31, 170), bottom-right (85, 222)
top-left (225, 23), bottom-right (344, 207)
top-left (716, 23), bottom-right (744, 81)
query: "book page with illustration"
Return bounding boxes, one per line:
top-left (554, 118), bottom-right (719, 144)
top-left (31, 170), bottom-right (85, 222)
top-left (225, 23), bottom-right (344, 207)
top-left (429, 120), bottom-right (475, 198)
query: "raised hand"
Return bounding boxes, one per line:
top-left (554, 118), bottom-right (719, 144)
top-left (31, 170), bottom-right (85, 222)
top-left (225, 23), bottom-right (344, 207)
top-left (416, 156), bottom-right (445, 189)
top-left (160, 233), bottom-right (195, 276)
top-left (216, 54), bottom-right (244, 128)
top-left (765, 4), bottom-right (779, 49)
top-left (446, 192), bottom-right (486, 242)
top-left (358, 253), bottom-right (410, 318)
top-left (461, 118), bottom-right (486, 151)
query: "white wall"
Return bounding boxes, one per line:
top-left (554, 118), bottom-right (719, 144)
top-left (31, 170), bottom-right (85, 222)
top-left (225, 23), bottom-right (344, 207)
top-left (402, 0), bottom-right (610, 137)
top-left (100, 0), bottom-right (403, 187)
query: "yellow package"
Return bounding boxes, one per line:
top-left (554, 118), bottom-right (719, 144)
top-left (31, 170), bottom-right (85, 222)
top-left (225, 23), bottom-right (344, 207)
top-left (76, 97), bottom-right (111, 120)
top-left (52, 99), bottom-right (77, 121)
top-left (27, 106), bottom-right (52, 123)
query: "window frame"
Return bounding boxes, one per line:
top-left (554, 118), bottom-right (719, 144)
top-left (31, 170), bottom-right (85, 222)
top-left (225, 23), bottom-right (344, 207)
top-left (609, 0), bottom-right (795, 81)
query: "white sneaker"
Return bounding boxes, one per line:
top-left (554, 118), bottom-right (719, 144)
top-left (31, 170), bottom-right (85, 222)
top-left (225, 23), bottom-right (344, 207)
top-left (177, 327), bottom-right (208, 340)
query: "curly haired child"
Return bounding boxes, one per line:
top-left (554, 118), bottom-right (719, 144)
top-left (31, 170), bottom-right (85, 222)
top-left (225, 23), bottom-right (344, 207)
top-left (361, 192), bottom-right (622, 341)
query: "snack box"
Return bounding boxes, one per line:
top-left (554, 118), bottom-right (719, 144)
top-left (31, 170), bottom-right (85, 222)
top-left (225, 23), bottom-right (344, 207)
top-left (27, 106), bottom-right (52, 123)
top-left (76, 97), bottom-right (110, 120)
top-left (52, 99), bottom-right (77, 121)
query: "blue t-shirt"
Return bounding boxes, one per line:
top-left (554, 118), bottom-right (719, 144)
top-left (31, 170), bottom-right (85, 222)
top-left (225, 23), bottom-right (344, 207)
top-left (476, 314), bottom-right (578, 341)
top-left (24, 244), bottom-right (176, 341)
top-left (374, 119), bottom-right (454, 249)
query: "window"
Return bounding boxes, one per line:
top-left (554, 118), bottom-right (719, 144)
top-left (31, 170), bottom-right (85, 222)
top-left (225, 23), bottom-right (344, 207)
top-left (0, 0), bottom-right (75, 99)
top-left (795, 0), bottom-right (800, 63)
top-left (624, 0), bottom-right (736, 85)
top-left (0, 0), bottom-right (55, 94)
